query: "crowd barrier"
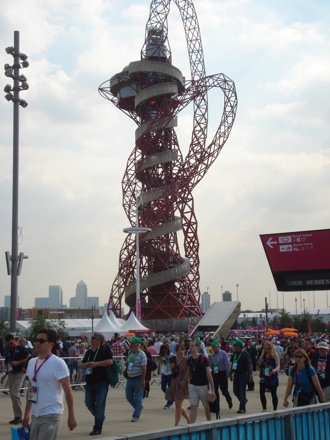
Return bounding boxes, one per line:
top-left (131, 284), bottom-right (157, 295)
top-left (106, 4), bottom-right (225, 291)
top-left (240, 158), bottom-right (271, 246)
top-left (106, 403), bottom-right (330, 440)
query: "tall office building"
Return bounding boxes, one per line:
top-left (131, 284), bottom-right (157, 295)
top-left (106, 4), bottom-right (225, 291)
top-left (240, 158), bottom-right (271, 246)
top-left (4, 295), bottom-right (20, 308)
top-left (48, 285), bottom-right (63, 308)
top-left (201, 291), bottom-right (211, 313)
top-left (223, 290), bottom-right (232, 301)
top-left (35, 297), bottom-right (49, 308)
top-left (76, 280), bottom-right (87, 309)
top-left (87, 297), bottom-right (99, 309)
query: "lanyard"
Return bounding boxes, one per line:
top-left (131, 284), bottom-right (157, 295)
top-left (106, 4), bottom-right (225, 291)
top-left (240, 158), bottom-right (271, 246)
top-left (87, 347), bottom-right (100, 363)
top-left (233, 352), bottom-right (242, 363)
top-left (32, 354), bottom-right (52, 382)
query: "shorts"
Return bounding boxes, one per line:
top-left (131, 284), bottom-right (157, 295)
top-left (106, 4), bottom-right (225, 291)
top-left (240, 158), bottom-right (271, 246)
top-left (189, 384), bottom-right (209, 408)
top-left (322, 386), bottom-right (330, 400)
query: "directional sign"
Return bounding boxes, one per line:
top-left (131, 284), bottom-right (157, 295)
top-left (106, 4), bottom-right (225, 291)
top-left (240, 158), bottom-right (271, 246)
top-left (260, 229), bottom-right (330, 291)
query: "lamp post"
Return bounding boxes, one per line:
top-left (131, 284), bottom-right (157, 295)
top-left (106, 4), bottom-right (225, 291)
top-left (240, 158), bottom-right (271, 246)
top-left (124, 195), bottom-right (151, 322)
top-left (4, 31), bottom-right (29, 334)
top-left (236, 283), bottom-right (239, 302)
top-left (123, 226), bottom-right (151, 322)
top-left (303, 298), bottom-right (306, 314)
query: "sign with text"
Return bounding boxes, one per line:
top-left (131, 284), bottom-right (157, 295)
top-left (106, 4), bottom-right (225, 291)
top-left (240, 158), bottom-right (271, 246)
top-left (260, 229), bottom-right (330, 291)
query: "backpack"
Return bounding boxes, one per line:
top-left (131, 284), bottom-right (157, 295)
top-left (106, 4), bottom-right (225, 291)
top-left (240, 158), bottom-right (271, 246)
top-left (147, 357), bottom-right (158, 371)
top-left (106, 359), bottom-right (122, 388)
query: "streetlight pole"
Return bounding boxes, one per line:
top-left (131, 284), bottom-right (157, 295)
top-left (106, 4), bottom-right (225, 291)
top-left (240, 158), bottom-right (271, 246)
top-left (4, 31), bottom-right (29, 334)
top-left (236, 283), bottom-right (239, 302)
top-left (123, 195), bottom-right (151, 322)
top-left (303, 298), bottom-right (306, 314)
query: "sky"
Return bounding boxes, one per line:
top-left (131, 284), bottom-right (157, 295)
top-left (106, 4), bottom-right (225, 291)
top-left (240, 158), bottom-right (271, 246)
top-left (1, 0), bottom-right (330, 315)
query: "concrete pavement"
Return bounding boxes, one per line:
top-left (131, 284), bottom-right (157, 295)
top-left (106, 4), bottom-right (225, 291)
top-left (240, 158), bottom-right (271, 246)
top-left (0, 373), bottom-right (289, 440)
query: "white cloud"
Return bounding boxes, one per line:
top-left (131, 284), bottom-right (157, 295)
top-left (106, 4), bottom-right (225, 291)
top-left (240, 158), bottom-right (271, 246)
top-left (1, 0), bottom-right (330, 315)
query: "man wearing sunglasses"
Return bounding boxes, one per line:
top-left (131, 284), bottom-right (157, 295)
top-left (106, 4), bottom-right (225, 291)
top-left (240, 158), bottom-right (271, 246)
top-left (22, 328), bottom-right (77, 439)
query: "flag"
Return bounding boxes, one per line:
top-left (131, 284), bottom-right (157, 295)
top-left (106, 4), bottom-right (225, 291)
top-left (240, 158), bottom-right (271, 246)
top-left (307, 321), bottom-right (312, 332)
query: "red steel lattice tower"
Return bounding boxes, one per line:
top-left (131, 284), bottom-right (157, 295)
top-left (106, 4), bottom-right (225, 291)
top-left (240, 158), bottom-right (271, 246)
top-left (99, 0), bottom-right (238, 319)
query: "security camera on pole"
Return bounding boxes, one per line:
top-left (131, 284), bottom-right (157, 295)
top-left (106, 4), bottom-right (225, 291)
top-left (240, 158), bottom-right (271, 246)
top-left (3, 31), bottom-right (29, 333)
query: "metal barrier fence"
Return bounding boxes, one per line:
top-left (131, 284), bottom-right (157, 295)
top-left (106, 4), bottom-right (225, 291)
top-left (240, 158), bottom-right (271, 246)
top-left (107, 403), bottom-right (330, 440)
top-left (0, 355), bottom-right (160, 392)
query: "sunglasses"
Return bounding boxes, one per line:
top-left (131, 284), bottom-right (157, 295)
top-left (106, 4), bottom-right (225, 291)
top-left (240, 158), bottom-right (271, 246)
top-left (35, 338), bottom-right (49, 344)
top-left (295, 355), bottom-right (304, 359)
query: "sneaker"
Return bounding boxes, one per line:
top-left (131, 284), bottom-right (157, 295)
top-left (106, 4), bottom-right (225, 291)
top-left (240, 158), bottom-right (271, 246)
top-left (131, 418), bottom-right (139, 422)
top-left (237, 409), bottom-right (246, 414)
top-left (228, 402), bottom-right (233, 409)
top-left (163, 404), bottom-right (171, 409)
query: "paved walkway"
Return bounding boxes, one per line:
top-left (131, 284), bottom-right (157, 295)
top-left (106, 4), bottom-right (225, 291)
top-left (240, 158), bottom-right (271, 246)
top-left (0, 373), bottom-right (288, 440)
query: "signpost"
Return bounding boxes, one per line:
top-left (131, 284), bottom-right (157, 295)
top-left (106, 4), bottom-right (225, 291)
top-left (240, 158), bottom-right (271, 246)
top-left (260, 229), bottom-right (330, 291)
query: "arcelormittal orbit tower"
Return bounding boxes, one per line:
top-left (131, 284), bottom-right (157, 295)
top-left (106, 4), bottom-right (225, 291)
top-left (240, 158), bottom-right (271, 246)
top-left (99, 0), bottom-right (238, 320)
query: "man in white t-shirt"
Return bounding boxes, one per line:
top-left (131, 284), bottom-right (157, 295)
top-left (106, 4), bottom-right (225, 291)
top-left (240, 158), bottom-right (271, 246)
top-left (23, 329), bottom-right (77, 439)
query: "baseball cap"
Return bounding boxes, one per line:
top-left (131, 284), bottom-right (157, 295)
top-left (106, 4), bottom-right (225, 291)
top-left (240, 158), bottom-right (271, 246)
top-left (130, 336), bottom-right (141, 344)
top-left (233, 339), bottom-right (244, 347)
top-left (211, 340), bottom-right (220, 346)
top-left (316, 341), bottom-right (329, 350)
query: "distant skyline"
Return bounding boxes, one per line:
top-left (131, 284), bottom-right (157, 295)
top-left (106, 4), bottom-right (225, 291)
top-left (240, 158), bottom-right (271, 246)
top-left (1, 0), bottom-right (330, 314)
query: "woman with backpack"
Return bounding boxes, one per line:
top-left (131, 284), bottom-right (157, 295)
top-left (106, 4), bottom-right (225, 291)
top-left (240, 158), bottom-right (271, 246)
top-left (283, 348), bottom-right (325, 407)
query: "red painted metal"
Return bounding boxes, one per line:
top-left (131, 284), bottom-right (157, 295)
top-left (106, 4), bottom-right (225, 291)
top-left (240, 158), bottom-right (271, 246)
top-left (99, 0), bottom-right (238, 319)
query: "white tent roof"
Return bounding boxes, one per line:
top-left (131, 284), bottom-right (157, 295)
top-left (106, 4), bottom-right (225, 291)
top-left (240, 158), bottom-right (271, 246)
top-left (92, 312), bottom-right (124, 337)
top-left (108, 310), bottom-right (125, 328)
top-left (119, 312), bottom-right (151, 333)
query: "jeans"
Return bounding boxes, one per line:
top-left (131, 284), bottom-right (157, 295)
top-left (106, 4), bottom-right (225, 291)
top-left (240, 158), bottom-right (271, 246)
top-left (126, 375), bottom-right (144, 419)
top-left (161, 373), bottom-right (173, 405)
top-left (84, 381), bottom-right (109, 431)
top-left (233, 372), bottom-right (248, 410)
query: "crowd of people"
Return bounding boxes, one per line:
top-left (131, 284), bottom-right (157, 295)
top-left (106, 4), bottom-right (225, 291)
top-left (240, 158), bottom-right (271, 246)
top-left (1, 330), bottom-right (330, 439)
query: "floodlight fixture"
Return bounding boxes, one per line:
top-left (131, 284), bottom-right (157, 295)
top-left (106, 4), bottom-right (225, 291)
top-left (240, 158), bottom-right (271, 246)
top-left (19, 99), bottom-right (28, 108)
top-left (4, 64), bottom-right (14, 77)
top-left (21, 82), bottom-right (29, 90)
top-left (4, 84), bottom-right (12, 93)
top-left (19, 74), bottom-right (27, 82)
top-left (21, 61), bottom-right (29, 68)
top-left (19, 52), bottom-right (28, 61)
top-left (5, 251), bottom-right (11, 275)
top-left (5, 46), bottom-right (15, 55)
top-left (5, 92), bottom-right (14, 101)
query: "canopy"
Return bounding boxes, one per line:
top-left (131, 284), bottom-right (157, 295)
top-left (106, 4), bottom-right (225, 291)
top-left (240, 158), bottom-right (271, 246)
top-left (281, 327), bottom-right (298, 332)
top-left (264, 329), bottom-right (280, 336)
top-left (119, 312), bottom-right (152, 333)
top-left (89, 312), bottom-right (125, 339)
top-left (108, 310), bottom-right (125, 328)
top-left (282, 331), bottom-right (299, 337)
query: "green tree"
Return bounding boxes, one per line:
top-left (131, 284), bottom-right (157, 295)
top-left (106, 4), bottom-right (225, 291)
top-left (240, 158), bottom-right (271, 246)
top-left (310, 317), bottom-right (327, 333)
top-left (0, 320), bottom-right (9, 339)
top-left (278, 310), bottom-right (292, 327)
top-left (27, 316), bottom-right (68, 341)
